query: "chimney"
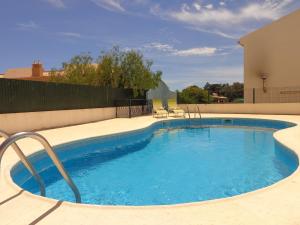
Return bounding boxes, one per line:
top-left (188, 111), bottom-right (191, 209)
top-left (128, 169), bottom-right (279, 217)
top-left (32, 60), bottom-right (44, 77)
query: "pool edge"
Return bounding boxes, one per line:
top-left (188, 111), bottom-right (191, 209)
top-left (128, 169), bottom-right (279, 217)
top-left (2, 114), bottom-right (300, 225)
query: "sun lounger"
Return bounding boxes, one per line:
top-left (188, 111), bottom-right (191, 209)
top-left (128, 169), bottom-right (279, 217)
top-left (152, 99), bottom-right (168, 118)
top-left (167, 98), bottom-right (185, 117)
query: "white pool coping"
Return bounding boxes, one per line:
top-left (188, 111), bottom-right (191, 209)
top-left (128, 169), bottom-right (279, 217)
top-left (1, 114), bottom-right (300, 225)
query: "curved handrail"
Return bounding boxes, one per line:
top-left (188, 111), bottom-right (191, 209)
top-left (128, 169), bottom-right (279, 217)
top-left (0, 130), bottom-right (46, 196)
top-left (0, 132), bottom-right (81, 203)
top-left (185, 105), bottom-right (191, 119)
top-left (196, 105), bottom-right (202, 119)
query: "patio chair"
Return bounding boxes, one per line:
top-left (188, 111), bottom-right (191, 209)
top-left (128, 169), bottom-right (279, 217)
top-left (167, 98), bottom-right (185, 117)
top-left (152, 99), bottom-right (168, 118)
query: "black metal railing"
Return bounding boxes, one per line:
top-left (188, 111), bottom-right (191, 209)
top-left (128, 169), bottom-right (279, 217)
top-left (245, 87), bottom-right (300, 103)
top-left (115, 99), bottom-right (151, 118)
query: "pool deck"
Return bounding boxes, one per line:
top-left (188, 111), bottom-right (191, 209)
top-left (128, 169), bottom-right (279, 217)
top-left (1, 114), bottom-right (300, 225)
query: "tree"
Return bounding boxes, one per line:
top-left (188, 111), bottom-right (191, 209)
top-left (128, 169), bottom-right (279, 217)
top-left (50, 47), bottom-right (162, 96)
top-left (204, 82), bottom-right (244, 102)
top-left (95, 46), bottom-right (123, 88)
top-left (204, 82), bottom-right (223, 95)
top-left (177, 85), bottom-right (209, 104)
top-left (120, 50), bottom-right (161, 96)
top-left (49, 54), bottom-right (97, 85)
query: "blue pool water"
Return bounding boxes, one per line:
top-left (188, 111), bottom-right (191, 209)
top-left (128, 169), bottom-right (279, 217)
top-left (11, 118), bottom-right (298, 206)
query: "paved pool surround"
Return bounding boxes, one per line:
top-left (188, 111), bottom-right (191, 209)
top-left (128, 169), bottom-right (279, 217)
top-left (1, 114), bottom-right (300, 225)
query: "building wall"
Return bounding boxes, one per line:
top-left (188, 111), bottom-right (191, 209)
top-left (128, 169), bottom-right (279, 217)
top-left (4, 68), bottom-right (33, 79)
top-left (240, 10), bottom-right (300, 103)
top-left (0, 107), bottom-right (116, 134)
top-left (3, 64), bottom-right (50, 81)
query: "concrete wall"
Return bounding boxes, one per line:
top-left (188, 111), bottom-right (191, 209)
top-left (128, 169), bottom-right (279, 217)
top-left (2, 104), bottom-right (299, 134)
top-left (179, 103), bottom-right (300, 115)
top-left (240, 9), bottom-right (300, 103)
top-left (0, 107), bottom-right (116, 134)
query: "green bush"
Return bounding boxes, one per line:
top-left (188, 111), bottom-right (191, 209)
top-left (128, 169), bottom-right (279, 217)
top-left (177, 85), bottom-right (209, 104)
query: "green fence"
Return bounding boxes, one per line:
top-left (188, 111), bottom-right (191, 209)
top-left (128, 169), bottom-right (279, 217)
top-left (0, 79), bottom-right (144, 113)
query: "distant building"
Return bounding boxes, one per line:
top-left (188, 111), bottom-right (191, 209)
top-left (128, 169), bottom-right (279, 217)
top-left (240, 9), bottom-right (300, 103)
top-left (3, 61), bottom-right (50, 81)
top-left (211, 93), bottom-right (228, 103)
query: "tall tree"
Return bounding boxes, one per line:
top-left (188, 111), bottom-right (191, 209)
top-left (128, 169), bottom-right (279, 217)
top-left (49, 47), bottom-right (162, 96)
top-left (49, 54), bottom-right (96, 85)
top-left (95, 46), bottom-right (123, 88)
top-left (120, 50), bottom-right (161, 96)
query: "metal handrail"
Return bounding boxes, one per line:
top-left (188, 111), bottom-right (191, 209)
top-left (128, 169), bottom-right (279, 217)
top-left (185, 105), bottom-right (191, 119)
top-left (0, 130), bottom-right (46, 196)
top-left (196, 105), bottom-right (202, 119)
top-left (0, 132), bottom-right (81, 203)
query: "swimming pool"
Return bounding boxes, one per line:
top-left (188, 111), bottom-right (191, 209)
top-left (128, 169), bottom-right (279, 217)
top-left (11, 118), bottom-right (298, 206)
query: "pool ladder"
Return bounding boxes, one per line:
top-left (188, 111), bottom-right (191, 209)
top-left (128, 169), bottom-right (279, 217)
top-left (185, 105), bottom-right (202, 119)
top-left (0, 130), bottom-right (81, 203)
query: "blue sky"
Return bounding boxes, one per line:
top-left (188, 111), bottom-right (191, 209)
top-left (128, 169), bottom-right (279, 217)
top-left (1, 0), bottom-right (299, 90)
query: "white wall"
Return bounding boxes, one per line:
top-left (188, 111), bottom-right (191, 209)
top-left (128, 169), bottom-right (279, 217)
top-left (0, 107), bottom-right (116, 134)
top-left (179, 103), bottom-right (300, 115)
top-left (240, 10), bottom-right (300, 103)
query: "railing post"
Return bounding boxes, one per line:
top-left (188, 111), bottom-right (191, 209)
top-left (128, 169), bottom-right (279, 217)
top-left (207, 91), bottom-right (210, 103)
top-left (115, 100), bottom-right (118, 118)
top-left (253, 88), bottom-right (256, 104)
top-left (129, 99), bottom-right (132, 118)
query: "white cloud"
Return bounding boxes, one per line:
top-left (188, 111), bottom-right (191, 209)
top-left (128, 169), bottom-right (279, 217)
top-left (44, 0), bottom-right (65, 8)
top-left (91, 0), bottom-right (125, 12)
top-left (90, 0), bottom-right (148, 12)
top-left (57, 32), bottom-right (97, 41)
top-left (144, 42), bottom-right (218, 57)
top-left (144, 42), bottom-right (175, 52)
top-left (181, 3), bottom-right (191, 11)
top-left (16, 21), bottom-right (39, 30)
top-left (169, 1), bottom-right (293, 26)
top-left (189, 27), bottom-right (239, 39)
top-left (193, 3), bottom-right (201, 11)
top-left (152, 0), bottom-right (295, 38)
top-left (205, 4), bottom-right (214, 10)
top-left (174, 47), bottom-right (216, 56)
top-left (58, 32), bottom-right (82, 38)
